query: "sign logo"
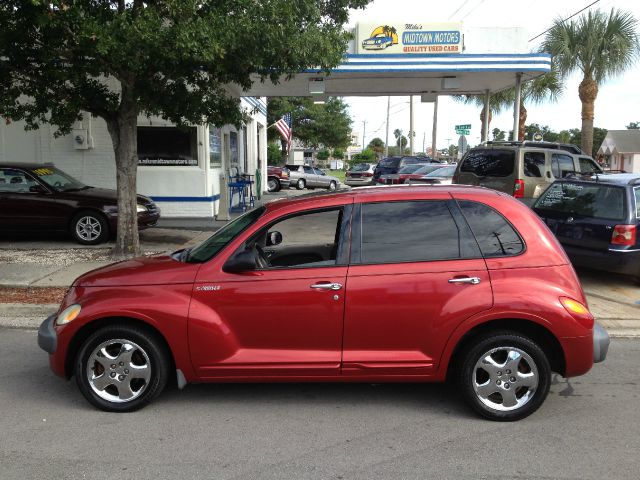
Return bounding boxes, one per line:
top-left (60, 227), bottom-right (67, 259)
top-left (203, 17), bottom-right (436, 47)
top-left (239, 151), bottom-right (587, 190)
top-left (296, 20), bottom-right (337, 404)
top-left (361, 25), bottom-right (399, 51)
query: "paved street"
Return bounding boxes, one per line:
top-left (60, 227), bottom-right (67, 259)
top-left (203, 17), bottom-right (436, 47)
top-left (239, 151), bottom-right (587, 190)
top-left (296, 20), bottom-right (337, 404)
top-left (1, 328), bottom-right (639, 480)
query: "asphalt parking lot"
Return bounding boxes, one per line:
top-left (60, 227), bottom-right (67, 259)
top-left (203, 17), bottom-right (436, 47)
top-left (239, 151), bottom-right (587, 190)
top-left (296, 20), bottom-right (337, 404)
top-left (1, 329), bottom-right (638, 480)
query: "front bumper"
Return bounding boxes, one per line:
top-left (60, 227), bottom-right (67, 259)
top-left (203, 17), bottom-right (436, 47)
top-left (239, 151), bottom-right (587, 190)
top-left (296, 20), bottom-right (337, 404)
top-left (37, 314), bottom-right (57, 354)
top-left (593, 322), bottom-right (610, 363)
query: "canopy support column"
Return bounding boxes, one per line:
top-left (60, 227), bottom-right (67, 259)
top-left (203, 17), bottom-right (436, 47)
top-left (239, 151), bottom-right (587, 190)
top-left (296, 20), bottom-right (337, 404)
top-left (512, 72), bottom-right (522, 141)
top-left (482, 90), bottom-right (490, 143)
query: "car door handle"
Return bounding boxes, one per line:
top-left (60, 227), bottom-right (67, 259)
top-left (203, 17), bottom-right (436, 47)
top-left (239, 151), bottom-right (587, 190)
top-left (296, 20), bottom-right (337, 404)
top-left (310, 282), bottom-right (343, 290)
top-left (448, 277), bottom-right (481, 285)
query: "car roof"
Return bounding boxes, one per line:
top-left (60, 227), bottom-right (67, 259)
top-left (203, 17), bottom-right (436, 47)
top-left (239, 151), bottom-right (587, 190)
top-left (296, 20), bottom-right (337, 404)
top-left (264, 185), bottom-right (500, 213)
top-left (558, 173), bottom-right (640, 187)
top-left (0, 162), bottom-right (52, 170)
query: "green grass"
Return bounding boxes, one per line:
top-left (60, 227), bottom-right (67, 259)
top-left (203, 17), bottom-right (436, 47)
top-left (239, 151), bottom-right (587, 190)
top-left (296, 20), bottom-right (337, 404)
top-left (328, 170), bottom-right (346, 183)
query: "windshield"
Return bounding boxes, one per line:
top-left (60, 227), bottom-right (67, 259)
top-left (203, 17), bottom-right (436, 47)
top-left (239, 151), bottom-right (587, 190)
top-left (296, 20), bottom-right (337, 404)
top-left (398, 164), bottom-right (423, 174)
top-left (31, 166), bottom-right (86, 192)
top-left (425, 165), bottom-right (456, 177)
top-left (186, 207), bottom-right (265, 263)
top-left (414, 164), bottom-right (445, 175)
top-left (350, 163), bottom-right (371, 172)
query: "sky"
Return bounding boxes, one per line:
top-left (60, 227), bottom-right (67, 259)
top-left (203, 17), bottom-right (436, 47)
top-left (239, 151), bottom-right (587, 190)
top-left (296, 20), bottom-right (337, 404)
top-left (344, 0), bottom-right (640, 151)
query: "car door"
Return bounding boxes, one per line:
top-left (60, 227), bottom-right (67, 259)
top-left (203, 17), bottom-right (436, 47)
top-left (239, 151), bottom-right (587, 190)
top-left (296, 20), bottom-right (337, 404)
top-left (342, 194), bottom-right (493, 376)
top-left (188, 204), bottom-right (352, 378)
top-left (0, 168), bottom-right (60, 230)
top-left (303, 165), bottom-right (317, 187)
top-left (313, 168), bottom-right (329, 188)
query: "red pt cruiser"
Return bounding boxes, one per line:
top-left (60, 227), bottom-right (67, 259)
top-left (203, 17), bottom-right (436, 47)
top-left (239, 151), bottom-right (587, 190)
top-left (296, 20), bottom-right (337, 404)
top-left (38, 186), bottom-right (609, 421)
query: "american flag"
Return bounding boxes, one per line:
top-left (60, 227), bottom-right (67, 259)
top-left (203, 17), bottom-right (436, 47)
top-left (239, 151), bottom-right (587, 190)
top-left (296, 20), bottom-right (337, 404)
top-left (274, 113), bottom-right (292, 153)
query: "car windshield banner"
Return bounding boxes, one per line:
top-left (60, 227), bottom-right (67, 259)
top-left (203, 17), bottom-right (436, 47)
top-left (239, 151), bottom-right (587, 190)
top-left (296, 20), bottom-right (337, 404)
top-left (356, 23), bottom-right (463, 54)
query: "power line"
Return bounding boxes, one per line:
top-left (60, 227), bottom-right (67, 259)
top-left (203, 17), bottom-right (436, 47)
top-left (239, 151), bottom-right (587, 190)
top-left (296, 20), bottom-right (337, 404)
top-left (460, 0), bottom-right (487, 21)
top-left (528, 0), bottom-right (601, 42)
top-left (448, 0), bottom-right (472, 20)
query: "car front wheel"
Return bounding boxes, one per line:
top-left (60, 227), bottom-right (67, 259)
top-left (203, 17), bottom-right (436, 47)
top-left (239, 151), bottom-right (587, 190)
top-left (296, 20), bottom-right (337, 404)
top-left (457, 331), bottom-right (551, 421)
top-left (75, 325), bottom-right (169, 412)
top-left (71, 211), bottom-right (108, 245)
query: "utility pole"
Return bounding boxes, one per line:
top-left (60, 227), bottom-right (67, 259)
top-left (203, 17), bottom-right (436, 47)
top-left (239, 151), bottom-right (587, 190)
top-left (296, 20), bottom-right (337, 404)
top-left (431, 96), bottom-right (439, 160)
top-left (422, 131), bottom-right (426, 154)
top-left (409, 95), bottom-right (415, 155)
top-left (362, 120), bottom-right (367, 152)
top-left (384, 96), bottom-right (390, 158)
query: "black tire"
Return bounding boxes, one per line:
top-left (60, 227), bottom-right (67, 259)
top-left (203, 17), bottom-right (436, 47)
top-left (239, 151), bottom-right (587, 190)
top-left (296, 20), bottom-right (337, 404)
top-left (328, 181), bottom-right (337, 191)
top-left (267, 177), bottom-right (281, 192)
top-left (457, 331), bottom-right (551, 421)
top-left (296, 178), bottom-right (306, 190)
top-left (74, 325), bottom-right (170, 412)
top-left (70, 211), bottom-right (109, 245)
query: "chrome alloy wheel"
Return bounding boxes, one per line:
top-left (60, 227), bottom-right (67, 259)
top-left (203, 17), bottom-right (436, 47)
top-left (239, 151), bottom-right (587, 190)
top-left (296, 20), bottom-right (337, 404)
top-left (76, 216), bottom-right (102, 242)
top-left (86, 339), bottom-right (151, 403)
top-left (472, 346), bottom-right (538, 412)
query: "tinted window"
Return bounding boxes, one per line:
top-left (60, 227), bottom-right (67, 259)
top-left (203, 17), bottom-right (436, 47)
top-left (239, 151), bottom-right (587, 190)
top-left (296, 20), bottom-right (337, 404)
top-left (414, 164), bottom-right (446, 175)
top-left (635, 188), bottom-right (640, 218)
top-left (379, 158), bottom-right (400, 167)
top-left (425, 165), bottom-right (456, 177)
top-left (460, 150), bottom-right (515, 177)
top-left (351, 163), bottom-right (371, 171)
top-left (400, 157), bottom-right (426, 166)
top-left (579, 157), bottom-right (603, 174)
top-left (524, 151), bottom-right (545, 177)
top-left (458, 201), bottom-right (524, 257)
top-left (535, 182), bottom-right (625, 220)
top-left (0, 169), bottom-right (37, 193)
top-left (361, 201), bottom-right (460, 263)
top-left (551, 154), bottom-right (574, 178)
top-left (303, 166), bottom-right (314, 174)
top-left (398, 164), bottom-right (423, 174)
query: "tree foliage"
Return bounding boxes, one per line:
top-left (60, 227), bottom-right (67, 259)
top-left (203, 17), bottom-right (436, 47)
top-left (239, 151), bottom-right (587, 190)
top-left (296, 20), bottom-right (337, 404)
top-left (0, 0), bottom-right (368, 256)
top-left (367, 137), bottom-right (385, 156)
top-left (351, 148), bottom-right (375, 164)
top-left (541, 8), bottom-right (639, 155)
top-left (267, 97), bottom-right (352, 162)
top-left (627, 122), bottom-right (640, 129)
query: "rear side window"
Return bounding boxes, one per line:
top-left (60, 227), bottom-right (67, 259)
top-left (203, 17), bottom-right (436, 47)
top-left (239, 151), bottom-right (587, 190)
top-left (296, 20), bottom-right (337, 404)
top-left (551, 154), bottom-right (574, 178)
top-left (460, 150), bottom-right (515, 177)
top-left (635, 188), bottom-right (640, 218)
top-left (379, 158), bottom-right (400, 167)
top-left (535, 183), bottom-right (625, 221)
top-left (523, 151), bottom-right (545, 177)
top-left (458, 201), bottom-right (524, 257)
top-left (360, 201), bottom-right (461, 263)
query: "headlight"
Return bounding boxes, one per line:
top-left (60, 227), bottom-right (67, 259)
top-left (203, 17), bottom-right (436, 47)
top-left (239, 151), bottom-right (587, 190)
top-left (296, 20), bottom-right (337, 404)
top-left (136, 204), bottom-right (147, 213)
top-left (56, 304), bottom-right (81, 325)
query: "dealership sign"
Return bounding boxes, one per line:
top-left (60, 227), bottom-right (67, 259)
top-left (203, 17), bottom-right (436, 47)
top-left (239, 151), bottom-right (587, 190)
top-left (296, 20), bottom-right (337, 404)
top-left (356, 23), bottom-right (463, 54)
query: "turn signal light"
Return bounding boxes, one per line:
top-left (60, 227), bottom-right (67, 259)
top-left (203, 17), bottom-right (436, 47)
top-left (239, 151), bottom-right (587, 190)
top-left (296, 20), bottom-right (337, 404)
top-left (559, 297), bottom-right (594, 329)
top-left (513, 179), bottom-right (525, 198)
top-left (611, 224), bottom-right (636, 246)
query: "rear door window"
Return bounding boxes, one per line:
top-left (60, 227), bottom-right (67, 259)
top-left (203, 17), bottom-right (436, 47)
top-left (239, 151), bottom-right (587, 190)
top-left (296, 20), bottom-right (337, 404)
top-left (460, 150), bottom-right (515, 177)
top-left (458, 201), bottom-right (524, 257)
top-left (535, 182), bottom-right (625, 220)
top-left (360, 201), bottom-right (462, 264)
top-left (523, 151), bottom-right (545, 177)
top-left (551, 154), bottom-right (575, 178)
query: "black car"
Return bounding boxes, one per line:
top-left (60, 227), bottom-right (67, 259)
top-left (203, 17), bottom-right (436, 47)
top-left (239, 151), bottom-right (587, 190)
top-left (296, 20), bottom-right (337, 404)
top-left (0, 163), bottom-right (160, 245)
top-left (372, 156), bottom-right (432, 182)
top-left (533, 173), bottom-right (640, 278)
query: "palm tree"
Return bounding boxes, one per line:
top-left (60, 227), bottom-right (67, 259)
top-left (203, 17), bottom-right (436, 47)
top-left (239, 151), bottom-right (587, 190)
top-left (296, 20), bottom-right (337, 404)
top-left (453, 70), bottom-right (564, 142)
top-left (541, 8), bottom-right (639, 155)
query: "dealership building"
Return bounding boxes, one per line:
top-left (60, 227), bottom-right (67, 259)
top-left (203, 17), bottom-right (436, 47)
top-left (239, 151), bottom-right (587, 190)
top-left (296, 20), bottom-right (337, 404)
top-left (0, 22), bottom-right (550, 218)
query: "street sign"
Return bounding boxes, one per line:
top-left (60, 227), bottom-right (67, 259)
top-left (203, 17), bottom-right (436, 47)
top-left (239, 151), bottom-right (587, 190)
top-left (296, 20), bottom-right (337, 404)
top-left (455, 124), bottom-right (471, 136)
top-left (455, 129), bottom-right (470, 135)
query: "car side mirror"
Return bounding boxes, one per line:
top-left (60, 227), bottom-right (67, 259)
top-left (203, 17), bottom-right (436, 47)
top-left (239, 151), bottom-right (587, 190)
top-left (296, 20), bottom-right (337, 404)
top-left (266, 231), bottom-right (282, 246)
top-left (29, 184), bottom-right (48, 194)
top-left (222, 249), bottom-right (257, 273)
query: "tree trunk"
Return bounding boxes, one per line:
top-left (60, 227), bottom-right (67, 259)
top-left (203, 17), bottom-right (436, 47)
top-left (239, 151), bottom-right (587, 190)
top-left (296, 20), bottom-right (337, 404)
top-left (518, 102), bottom-right (527, 141)
top-left (280, 138), bottom-right (288, 165)
top-left (106, 80), bottom-right (140, 259)
top-left (579, 75), bottom-right (598, 155)
top-left (479, 107), bottom-right (492, 141)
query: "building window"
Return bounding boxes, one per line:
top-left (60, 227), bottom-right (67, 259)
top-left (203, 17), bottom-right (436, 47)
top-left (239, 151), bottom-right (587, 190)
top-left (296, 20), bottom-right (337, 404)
top-left (209, 127), bottom-right (222, 168)
top-left (229, 131), bottom-right (239, 168)
top-left (138, 127), bottom-right (198, 166)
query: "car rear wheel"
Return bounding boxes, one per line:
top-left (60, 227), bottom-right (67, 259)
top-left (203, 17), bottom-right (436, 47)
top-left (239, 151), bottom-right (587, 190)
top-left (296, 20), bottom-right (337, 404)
top-left (267, 177), bottom-right (281, 192)
top-left (328, 181), bottom-right (337, 191)
top-left (296, 178), bottom-right (306, 190)
top-left (75, 325), bottom-right (169, 412)
top-left (457, 331), bottom-right (551, 421)
top-left (71, 211), bottom-right (108, 245)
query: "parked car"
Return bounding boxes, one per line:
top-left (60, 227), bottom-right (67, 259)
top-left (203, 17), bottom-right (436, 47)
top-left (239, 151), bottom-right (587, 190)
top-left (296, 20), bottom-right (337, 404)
top-left (533, 173), bottom-right (640, 279)
top-left (373, 156), bottom-right (432, 183)
top-left (0, 163), bottom-right (160, 245)
top-left (377, 163), bottom-right (426, 185)
top-left (452, 141), bottom-right (603, 205)
top-left (384, 164), bottom-right (449, 184)
top-left (345, 163), bottom-right (375, 187)
top-left (38, 185), bottom-right (608, 420)
top-left (407, 165), bottom-right (458, 185)
top-left (266, 165), bottom-right (290, 192)
top-left (285, 164), bottom-right (340, 190)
